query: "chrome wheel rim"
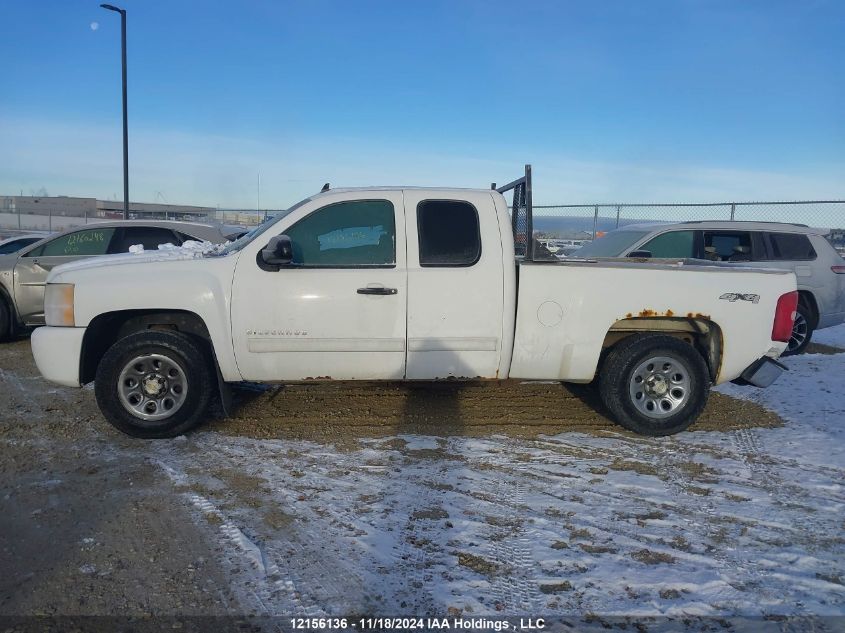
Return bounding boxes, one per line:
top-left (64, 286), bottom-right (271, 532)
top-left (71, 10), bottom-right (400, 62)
top-left (628, 355), bottom-right (691, 419)
top-left (787, 312), bottom-right (808, 352)
top-left (117, 353), bottom-right (188, 422)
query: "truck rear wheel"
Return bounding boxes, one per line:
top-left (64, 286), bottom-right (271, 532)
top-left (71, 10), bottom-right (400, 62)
top-left (94, 330), bottom-right (213, 438)
top-left (599, 333), bottom-right (710, 436)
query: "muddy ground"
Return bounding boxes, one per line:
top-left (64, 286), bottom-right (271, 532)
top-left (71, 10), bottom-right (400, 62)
top-left (216, 377), bottom-right (782, 444)
top-left (1, 337), bottom-right (843, 621)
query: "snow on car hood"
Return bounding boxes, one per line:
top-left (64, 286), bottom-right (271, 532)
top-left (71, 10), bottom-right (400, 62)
top-left (46, 241), bottom-right (226, 282)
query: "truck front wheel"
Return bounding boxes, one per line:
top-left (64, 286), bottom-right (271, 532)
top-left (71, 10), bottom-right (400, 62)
top-left (599, 334), bottom-right (710, 436)
top-left (94, 330), bottom-right (213, 438)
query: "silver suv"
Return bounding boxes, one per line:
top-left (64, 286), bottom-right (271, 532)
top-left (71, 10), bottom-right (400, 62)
top-left (0, 220), bottom-right (238, 341)
top-left (574, 221), bottom-right (845, 354)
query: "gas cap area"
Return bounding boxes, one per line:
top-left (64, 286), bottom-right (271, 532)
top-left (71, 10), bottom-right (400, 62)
top-left (537, 300), bottom-right (564, 327)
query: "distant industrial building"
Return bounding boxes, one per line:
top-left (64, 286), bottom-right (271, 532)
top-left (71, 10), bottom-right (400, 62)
top-left (0, 194), bottom-right (269, 232)
top-left (1, 195), bottom-right (215, 222)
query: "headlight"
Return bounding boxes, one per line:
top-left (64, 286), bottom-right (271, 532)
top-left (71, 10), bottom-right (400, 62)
top-left (45, 283), bottom-right (75, 327)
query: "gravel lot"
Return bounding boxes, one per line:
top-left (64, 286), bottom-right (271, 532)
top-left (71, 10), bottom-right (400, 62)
top-left (1, 333), bottom-right (844, 621)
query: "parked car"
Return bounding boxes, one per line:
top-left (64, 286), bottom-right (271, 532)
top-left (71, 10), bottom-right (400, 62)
top-left (0, 233), bottom-right (51, 255)
top-left (554, 245), bottom-right (583, 258)
top-left (573, 221), bottom-right (845, 354)
top-left (220, 224), bottom-right (250, 241)
top-left (0, 220), bottom-right (238, 340)
top-left (31, 167), bottom-right (797, 439)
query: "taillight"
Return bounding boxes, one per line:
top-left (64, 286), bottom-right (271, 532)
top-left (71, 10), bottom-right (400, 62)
top-left (832, 265), bottom-right (845, 274)
top-left (772, 291), bottom-right (799, 342)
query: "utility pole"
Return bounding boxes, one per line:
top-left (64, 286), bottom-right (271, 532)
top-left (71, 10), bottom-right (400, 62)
top-left (100, 4), bottom-right (129, 220)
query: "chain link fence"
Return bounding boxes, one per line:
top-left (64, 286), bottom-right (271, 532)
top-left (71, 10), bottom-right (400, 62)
top-left (529, 201), bottom-right (845, 254)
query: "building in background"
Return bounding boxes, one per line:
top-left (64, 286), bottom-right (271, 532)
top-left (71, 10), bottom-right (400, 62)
top-left (0, 195), bottom-right (266, 233)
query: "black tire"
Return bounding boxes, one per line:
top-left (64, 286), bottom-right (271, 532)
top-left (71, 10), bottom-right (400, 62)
top-left (0, 298), bottom-right (10, 342)
top-left (94, 330), bottom-right (213, 438)
top-left (781, 301), bottom-right (814, 356)
top-left (599, 333), bottom-right (710, 436)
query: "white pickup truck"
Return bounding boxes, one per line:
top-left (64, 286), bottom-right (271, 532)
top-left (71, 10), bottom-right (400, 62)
top-left (31, 166), bottom-right (798, 438)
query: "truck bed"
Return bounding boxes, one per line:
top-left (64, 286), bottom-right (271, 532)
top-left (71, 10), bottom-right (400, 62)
top-left (510, 258), bottom-right (794, 384)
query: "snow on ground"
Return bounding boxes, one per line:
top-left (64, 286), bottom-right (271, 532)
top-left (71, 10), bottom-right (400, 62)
top-left (4, 325), bottom-right (842, 620)
top-left (715, 327), bottom-right (845, 470)
top-left (146, 326), bottom-right (845, 618)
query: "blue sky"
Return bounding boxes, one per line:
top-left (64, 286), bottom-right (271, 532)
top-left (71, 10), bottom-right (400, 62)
top-left (1, 0), bottom-right (843, 208)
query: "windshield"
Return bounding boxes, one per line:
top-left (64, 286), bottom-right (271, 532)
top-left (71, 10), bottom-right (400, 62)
top-left (572, 230), bottom-right (650, 257)
top-left (214, 196), bottom-right (313, 256)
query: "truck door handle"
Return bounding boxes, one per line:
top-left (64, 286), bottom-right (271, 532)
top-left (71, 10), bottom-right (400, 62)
top-left (357, 287), bottom-right (398, 295)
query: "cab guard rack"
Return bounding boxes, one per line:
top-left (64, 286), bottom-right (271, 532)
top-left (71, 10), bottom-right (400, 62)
top-left (493, 164), bottom-right (534, 260)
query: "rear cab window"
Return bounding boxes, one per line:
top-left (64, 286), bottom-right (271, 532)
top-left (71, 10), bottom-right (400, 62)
top-left (417, 200), bottom-right (481, 266)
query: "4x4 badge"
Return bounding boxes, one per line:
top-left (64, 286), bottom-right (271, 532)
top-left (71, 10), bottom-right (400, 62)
top-left (719, 293), bottom-right (760, 304)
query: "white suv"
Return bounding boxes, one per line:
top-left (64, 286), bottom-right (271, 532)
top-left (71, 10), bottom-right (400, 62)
top-left (575, 221), bottom-right (845, 354)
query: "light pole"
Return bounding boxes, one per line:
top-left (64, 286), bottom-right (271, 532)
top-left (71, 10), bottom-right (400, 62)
top-left (100, 3), bottom-right (129, 220)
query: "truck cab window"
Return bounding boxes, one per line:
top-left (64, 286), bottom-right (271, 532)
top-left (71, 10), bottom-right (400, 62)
top-left (639, 230), bottom-right (695, 258)
top-left (417, 200), bottom-right (480, 266)
top-left (286, 200), bottom-right (395, 267)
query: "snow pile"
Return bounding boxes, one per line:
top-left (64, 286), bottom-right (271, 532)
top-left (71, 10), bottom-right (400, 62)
top-left (128, 240), bottom-right (218, 255)
top-left (157, 239), bottom-right (217, 252)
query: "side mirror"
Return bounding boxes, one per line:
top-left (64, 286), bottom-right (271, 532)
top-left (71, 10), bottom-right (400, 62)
top-left (261, 235), bottom-right (293, 266)
top-left (628, 250), bottom-right (653, 258)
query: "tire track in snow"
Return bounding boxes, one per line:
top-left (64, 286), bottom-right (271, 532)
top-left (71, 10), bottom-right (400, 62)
top-left (384, 443), bottom-right (458, 613)
top-left (485, 461), bottom-right (542, 612)
top-left (206, 440), bottom-right (384, 614)
top-left (152, 456), bottom-right (318, 616)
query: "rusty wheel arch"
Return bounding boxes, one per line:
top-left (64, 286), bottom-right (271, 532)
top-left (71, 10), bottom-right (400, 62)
top-left (602, 316), bottom-right (723, 382)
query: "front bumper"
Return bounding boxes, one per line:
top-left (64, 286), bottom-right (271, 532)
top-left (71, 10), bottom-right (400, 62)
top-left (31, 326), bottom-right (86, 388)
top-left (739, 356), bottom-right (788, 388)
